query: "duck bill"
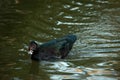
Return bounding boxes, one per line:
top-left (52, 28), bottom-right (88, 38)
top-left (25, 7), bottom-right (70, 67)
top-left (28, 50), bottom-right (33, 55)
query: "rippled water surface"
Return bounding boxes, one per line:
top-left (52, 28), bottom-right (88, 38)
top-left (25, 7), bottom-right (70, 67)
top-left (0, 0), bottom-right (120, 80)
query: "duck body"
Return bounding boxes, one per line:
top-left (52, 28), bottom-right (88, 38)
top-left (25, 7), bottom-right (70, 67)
top-left (28, 34), bottom-right (77, 61)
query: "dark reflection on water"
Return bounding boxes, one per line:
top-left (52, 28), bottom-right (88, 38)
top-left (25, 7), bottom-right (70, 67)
top-left (28, 61), bottom-right (50, 80)
top-left (0, 0), bottom-right (120, 80)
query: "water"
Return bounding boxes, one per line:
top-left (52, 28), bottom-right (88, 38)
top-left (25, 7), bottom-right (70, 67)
top-left (0, 0), bottom-right (120, 80)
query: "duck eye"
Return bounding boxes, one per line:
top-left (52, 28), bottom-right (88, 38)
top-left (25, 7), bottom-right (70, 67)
top-left (29, 45), bottom-right (35, 51)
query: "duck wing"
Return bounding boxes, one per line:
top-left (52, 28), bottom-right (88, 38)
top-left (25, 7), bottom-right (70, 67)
top-left (39, 34), bottom-right (77, 58)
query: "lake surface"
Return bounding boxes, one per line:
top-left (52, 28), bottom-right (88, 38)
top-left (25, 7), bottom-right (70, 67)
top-left (0, 0), bottom-right (120, 80)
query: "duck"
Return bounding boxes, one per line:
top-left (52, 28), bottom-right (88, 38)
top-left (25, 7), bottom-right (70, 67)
top-left (28, 34), bottom-right (77, 61)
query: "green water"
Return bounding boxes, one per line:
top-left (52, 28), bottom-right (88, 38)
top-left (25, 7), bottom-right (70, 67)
top-left (0, 0), bottom-right (120, 80)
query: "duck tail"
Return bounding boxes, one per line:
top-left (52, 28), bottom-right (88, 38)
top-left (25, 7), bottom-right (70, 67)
top-left (65, 34), bottom-right (77, 43)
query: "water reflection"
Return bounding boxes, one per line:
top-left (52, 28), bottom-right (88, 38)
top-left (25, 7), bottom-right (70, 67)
top-left (28, 61), bottom-right (50, 80)
top-left (40, 61), bottom-right (85, 80)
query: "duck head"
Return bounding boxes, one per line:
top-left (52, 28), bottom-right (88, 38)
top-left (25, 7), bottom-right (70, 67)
top-left (28, 41), bottom-right (38, 55)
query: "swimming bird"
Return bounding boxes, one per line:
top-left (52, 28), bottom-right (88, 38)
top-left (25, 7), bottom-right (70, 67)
top-left (28, 34), bottom-right (77, 61)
